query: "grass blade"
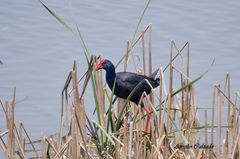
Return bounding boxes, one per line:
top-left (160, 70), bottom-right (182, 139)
top-left (131, 0), bottom-right (152, 43)
top-left (39, 1), bottom-right (74, 34)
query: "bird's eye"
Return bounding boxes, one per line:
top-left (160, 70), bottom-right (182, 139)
top-left (98, 59), bottom-right (106, 67)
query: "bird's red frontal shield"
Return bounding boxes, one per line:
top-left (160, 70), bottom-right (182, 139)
top-left (95, 59), bottom-right (106, 70)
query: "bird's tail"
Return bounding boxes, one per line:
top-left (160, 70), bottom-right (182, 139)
top-left (150, 68), bottom-right (160, 84)
top-left (155, 77), bottom-right (160, 83)
top-left (149, 68), bottom-right (159, 79)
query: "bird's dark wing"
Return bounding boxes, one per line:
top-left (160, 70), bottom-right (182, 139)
top-left (116, 72), bottom-right (145, 89)
top-left (117, 72), bottom-right (159, 89)
top-left (115, 72), bottom-right (142, 103)
top-left (114, 72), bottom-right (141, 98)
top-left (115, 72), bottom-right (159, 104)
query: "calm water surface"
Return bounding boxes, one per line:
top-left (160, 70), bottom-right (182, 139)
top-left (0, 0), bottom-right (240, 155)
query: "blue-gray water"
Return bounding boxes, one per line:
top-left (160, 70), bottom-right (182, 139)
top-left (0, 0), bottom-right (240, 157)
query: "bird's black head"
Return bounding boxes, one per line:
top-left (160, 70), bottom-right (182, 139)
top-left (95, 59), bottom-right (115, 71)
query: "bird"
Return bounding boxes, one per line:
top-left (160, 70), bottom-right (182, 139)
top-left (95, 58), bottom-right (160, 132)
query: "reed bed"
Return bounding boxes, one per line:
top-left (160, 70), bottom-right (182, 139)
top-left (1, 1), bottom-right (240, 158)
top-left (0, 25), bottom-right (240, 159)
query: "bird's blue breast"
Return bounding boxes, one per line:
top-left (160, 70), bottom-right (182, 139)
top-left (106, 71), bottom-right (115, 90)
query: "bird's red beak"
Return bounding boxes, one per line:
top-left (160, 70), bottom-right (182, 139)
top-left (95, 59), bottom-right (105, 71)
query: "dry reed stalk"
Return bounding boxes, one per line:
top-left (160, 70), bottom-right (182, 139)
top-left (139, 135), bottom-right (144, 159)
top-left (231, 93), bottom-right (237, 149)
top-left (74, 109), bottom-right (91, 159)
top-left (72, 62), bottom-right (86, 136)
top-left (231, 116), bottom-right (240, 159)
top-left (237, 116), bottom-right (240, 157)
top-left (70, 103), bottom-right (77, 159)
top-left (45, 137), bottom-right (58, 156)
top-left (156, 134), bottom-right (165, 158)
top-left (72, 133), bottom-right (78, 159)
top-left (150, 129), bottom-right (156, 158)
top-left (6, 100), bottom-right (14, 159)
top-left (72, 61), bottom-right (89, 158)
top-left (11, 88), bottom-right (16, 159)
top-left (163, 41), bottom-right (188, 73)
top-left (114, 138), bottom-right (120, 159)
top-left (128, 44), bottom-right (138, 73)
top-left (14, 127), bottom-right (26, 159)
top-left (0, 131), bottom-right (7, 153)
top-left (151, 142), bottom-right (160, 159)
top-left (186, 42), bottom-right (190, 77)
top-left (189, 87), bottom-right (200, 127)
top-left (238, 92), bottom-right (240, 114)
top-left (214, 85), bottom-right (236, 110)
top-left (53, 136), bottom-right (72, 159)
top-left (166, 41), bottom-right (174, 137)
top-left (148, 25), bottom-right (155, 106)
top-left (217, 85), bottom-right (222, 159)
top-left (169, 149), bottom-right (179, 159)
top-left (132, 103), bottom-right (140, 128)
top-left (134, 108), bottom-right (142, 158)
top-left (222, 130), bottom-right (229, 159)
top-left (19, 123), bottom-right (39, 158)
top-left (226, 74), bottom-right (231, 157)
top-left (196, 149), bottom-right (203, 159)
top-left (18, 123), bottom-right (24, 154)
top-left (132, 24), bottom-right (151, 48)
top-left (210, 86), bottom-right (216, 159)
top-left (181, 42), bottom-right (190, 130)
top-left (5, 101), bottom-right (9, 159)
top-left (203, 110), bottom-right (208, 159)
top-left (225, 124), bottom-right (229, 158)
top-left (224, 74), bottom-right (231, 124)
top-left (158, 68), bottom-right (168, 148)
top-left (158, 68), bottom-right (163, 136)
top-left (111, 134), bottom-right (124, 147)
top-left (41, 136), bottom-right (46, 159)
top-left (170, 42), bottom-right (189, 122)
top-left (148, 24), bottom-right (152, 76)
top-left (122, 116), bottom-right (128, 159)
top-left (80, 68), bottom-right (91, 100)
top-left (174, 94), bottom-right (184, 131)
top-left (128, 121), bottom-right (133, 158)
top-left (141, 31), bottom-right (146, 75)
top-left (234, 92), bottom-right (240, 150)
top-left (147, 94), bottom-right (157, 126)
top-left (59, 115), bottom-right (64, 146)
top-left (115, 24), bottom-right (151, 69)
top-left (163, 124), bottom-right (169, 159)
top-left (143, 137), bottom-right (148, 159)
top-left (62, 70), bottom-right (72, 132)
top-left (14, 129), bottom-right (26, 159)
top-left (125, 25), bottom-right (152, 73)
top-left (65, 84), bottom-right (70, 131)
top-left (124, 41), bottom-right (130, 72)
top-left (78, 143), bottom-right (95, 159)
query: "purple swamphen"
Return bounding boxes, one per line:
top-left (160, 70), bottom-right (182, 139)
top-left (95, 58), bottom-right (160, 132)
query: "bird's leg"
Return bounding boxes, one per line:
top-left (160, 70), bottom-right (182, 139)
top-left (143, 106), bottom-right (150, 133)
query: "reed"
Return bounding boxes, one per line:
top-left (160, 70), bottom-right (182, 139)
top-left (1, 30), bottom-right (240, 158)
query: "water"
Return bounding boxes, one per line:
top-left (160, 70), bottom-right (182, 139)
top-left (0, 0), bottom-right (240, 156)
